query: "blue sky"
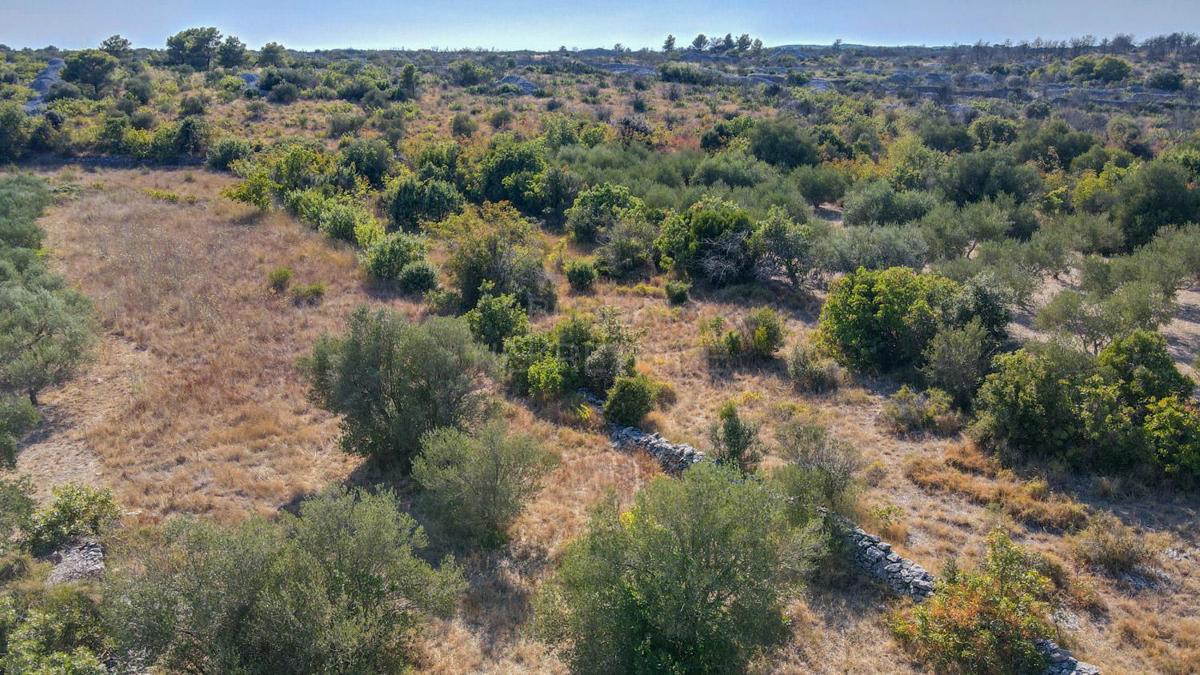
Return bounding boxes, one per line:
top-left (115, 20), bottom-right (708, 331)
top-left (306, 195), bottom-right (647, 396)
top-left (1, 0), bottom-right (1197, 51)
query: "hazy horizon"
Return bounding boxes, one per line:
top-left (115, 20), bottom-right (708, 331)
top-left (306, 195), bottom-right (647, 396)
top-left (2, 0), bottom-right (1198, 52)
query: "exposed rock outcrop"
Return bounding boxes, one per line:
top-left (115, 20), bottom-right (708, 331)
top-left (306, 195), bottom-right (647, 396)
top-left (46, 539), bottom-right (104, 584)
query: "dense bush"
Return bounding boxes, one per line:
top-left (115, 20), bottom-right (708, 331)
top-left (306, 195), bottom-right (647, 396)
top-left (360, 231), bottom-right (428, 282)
top-left (1143, 395), bottom-right (1200, 484)
top-left (843, 180), bottom-right (937, 226)
top-left (564, 258), bottom-right (597, 292)
top-left (973, 343), bottom-right (1094, 462)
top-left (564, 182), bottom-right (643, 243)
top-left (27, 484), bottom-right (120, 555)
top-left (603, 374), bottom-right (657, 426)
top-left (465, 286), bottom-right (530, 352)
top-left (205, 137), bottom-right (252, 171)
top-left (106, 487), bottom-right (464, 673)
top-left (816, 267), bottom-right (960, 373)
top-left (747, 117), bottom-right (819, 169)
top-left (921, 319), bottom-right (995, 409)
top-left (303, 307), bottom-right (492, 469)
top-left (502, 309), bottom-right (636, 399)
top-left (436, 204), bottom-right (555, 311)
top-left (891, 529), bottom-right (1053, 675)
top-left (414, 422), bottom-right (558, 548)
top-left (656, 196), bottom-right (757, 286)
top-left (396, 260), bottom-right (439, 293)
top-left (537, 462), bottom-right (822, 674)
top-left (385, 174), bottom-right (464, 231)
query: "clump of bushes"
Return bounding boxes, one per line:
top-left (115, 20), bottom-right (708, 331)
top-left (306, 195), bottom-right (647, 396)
top-left (27, 484), bottom-right (120, 555)
top-left (503, 309), bottom-right (636, 402)
top-left (107, 487), bottom-right (464, 673)
top-left (466, 286), bottom-right (530, 352)
top-left (564, 258), bottom-right (598, 293)
top-left (536, 462), bottom-right (823, 674)
top-left (891, 529), bottom-right (1054, 674)
top-left (360, 232), bottom-right (436, 290)
top-left (879, 386), bottom-right (962, 437)
top-left (786, 339), bottom-right (842, 393)
top-left (973, 330), bottom-right (1197, 481)
top-left (700, 307), bottom-right (787, 364)
top-left (1070, 512), bottom-right (1165, 576)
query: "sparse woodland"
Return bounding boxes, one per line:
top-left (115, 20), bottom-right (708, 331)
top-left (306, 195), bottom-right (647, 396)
top-left (2, 26), bottom-right (1200, 673)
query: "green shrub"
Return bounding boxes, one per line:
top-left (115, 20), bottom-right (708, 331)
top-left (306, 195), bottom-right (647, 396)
top-left (920, 319), bottom-right (993, 409)
top-left (450, 112), bottom-right (477, 137)
top-left (775, 421), bottom-right (861, 509)
top-left (206, 137), bottom-right (252, 171)
top-left (880, 386), bottom-right (961, 437)
top-left (385, 174), bottom-right (464, 231)
top-left (266, 266), bottom-right (293, 293)
top-left (414, 422), bottom-right (558, 548)
top-left (361, 232), bottom-right (428, 282)
top-left (317, 202), bottom-right (373, 243)
top-left (501, 333), bottom-right (554, 396)
top-left (0, 476), bottom-right (34, 551)
top-left (655, 196), bottom-right (757, 286)
top-left (1097, 330), bottom-right (1194, 409)
top-left (105, 487), bottom-right (464, 673)
top-left (564, 259), bottom-right (597, 293)
top-left (438, 204), bottom-right (555, 311)
top-left (397, 261), bottom-right (439, 294)
top-left (972, 344), bottom-right (1094, 462)
top-left (816, 266), bottom-right (960, 374)
top-left (0, 397), bottom-right (40, 467)
top-left (1144, 395), bottom-right (1200, 484)
top-left (596, 213), bottom-right (658, 279)
top-left (604, 374), bottom-right (656, 426)
top-left (27, 485), bottom-right (120, 555)
top-left (527, 356), bottom-right (566, 401)
top-left (303, 307), bottom-right (492, 468)
top-left (290, 282), bottom-right (326, 305)
top-left (465, 287), bottom-right (530, 352)
top-left (709, 401), bottom-right (761, 474)
top-left (3, 585), bottom-right (108, 674)
top-left (743, 307), bottom-right (787, 359)
top-left (786, 340), bottom-right (842, 393)
top-left (891, 529), bottom-right (1053, 675)
top-left (665, 280), bottom-right (690, 305)
top-left (536, 462), bottom-right (820, 674)
top-left (565, 182), bottom-right (643, 243)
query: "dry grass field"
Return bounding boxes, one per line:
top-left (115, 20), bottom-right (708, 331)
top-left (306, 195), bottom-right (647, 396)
top-left (8, 164), bottom-right (1200, 673)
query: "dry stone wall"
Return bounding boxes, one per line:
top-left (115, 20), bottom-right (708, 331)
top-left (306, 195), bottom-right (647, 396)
top-left (608, 425), bottom-right (705, 473)
top-left (611, 426), bottom-right (1100, 675)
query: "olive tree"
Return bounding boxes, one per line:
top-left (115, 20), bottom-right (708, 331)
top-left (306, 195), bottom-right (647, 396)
top-left (303, 306), bottom-right (493, 469)
top-left (537, 462), bottom-right (823, 674)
